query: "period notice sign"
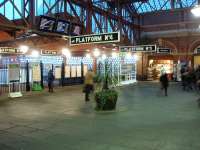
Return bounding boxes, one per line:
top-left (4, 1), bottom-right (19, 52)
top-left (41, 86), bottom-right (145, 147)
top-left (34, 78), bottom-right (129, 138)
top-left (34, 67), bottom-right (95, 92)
top-left (120, 45), bottom-right (156, 53)
top-left (157, 48), bottom-right (171, 53)
top-left (70, 32), bottom-right (120, 45)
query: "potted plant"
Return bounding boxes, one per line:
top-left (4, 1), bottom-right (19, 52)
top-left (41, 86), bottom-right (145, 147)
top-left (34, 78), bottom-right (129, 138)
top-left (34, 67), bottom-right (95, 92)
top-left (94, 60), bottom-right (118, 111)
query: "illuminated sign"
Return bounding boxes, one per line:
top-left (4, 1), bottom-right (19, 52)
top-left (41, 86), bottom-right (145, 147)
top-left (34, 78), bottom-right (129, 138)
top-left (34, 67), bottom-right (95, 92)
top-left (41, 50), bottom-right (58, 55)
top-left (120, 45), bottom-right (156, 52)
top-left (70, 32), bottom-right (120, 45)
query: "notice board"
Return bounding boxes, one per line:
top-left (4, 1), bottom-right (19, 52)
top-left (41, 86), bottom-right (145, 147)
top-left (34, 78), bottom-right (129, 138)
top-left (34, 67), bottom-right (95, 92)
top-left (32, 64), bottom-right (41, 82)
top-left (9, 64), bottom-right (20, 82)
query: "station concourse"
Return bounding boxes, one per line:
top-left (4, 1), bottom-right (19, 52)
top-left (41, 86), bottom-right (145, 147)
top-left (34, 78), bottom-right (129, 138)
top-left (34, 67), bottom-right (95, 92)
top-left (0, 0), bottom-right (200, 150)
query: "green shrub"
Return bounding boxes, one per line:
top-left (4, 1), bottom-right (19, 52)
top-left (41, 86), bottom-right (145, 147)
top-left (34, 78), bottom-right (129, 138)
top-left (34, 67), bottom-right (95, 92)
top-left (95, 89), bottom-right (118, 110)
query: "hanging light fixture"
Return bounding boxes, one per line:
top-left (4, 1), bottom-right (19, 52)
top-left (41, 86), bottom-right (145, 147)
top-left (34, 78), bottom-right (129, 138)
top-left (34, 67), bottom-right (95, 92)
top-left (31, 50), bottom-right (39, 57)
top-left (102, 54), bottom-right (107, 60)
top-left (86, 53), bottom-right (91, 58)
top-left (62, 48), bottom-right (71, 58)
top-left (93, 48), bottom-right (100, 57)
top-left (19, 45), bottom-right (29, 54)
top-left (112, 52), bottom-right (118, 58)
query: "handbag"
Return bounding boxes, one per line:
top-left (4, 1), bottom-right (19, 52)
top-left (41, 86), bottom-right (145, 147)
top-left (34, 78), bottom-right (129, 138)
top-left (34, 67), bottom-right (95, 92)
top-left (82, 85), bottom-right (86, 93)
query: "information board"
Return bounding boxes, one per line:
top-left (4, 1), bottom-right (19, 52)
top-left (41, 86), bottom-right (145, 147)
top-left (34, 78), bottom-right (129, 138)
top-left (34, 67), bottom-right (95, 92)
top-left (9, 64), bottom-right (20, 82)
top-left (55, 66), bottom-right (61, 79)
top-left (77, 65), bottom-right (82, 77)
top-left (32, 64), bottom-right (41, 82)
top-left (83, 65), bottom-right (88, 76)
top-left (65, 66), bottom-right (71, 78)
top-left (71, 66), bottom-right (77, 77)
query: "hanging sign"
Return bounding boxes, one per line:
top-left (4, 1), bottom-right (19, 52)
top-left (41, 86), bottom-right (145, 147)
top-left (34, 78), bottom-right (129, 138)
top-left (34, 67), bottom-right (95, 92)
top-left (41, 50), bottom-right (58, 55)
top-left (120, 45), bottom-right (156, 53)
top-left (0, 47), bottom-right (22, 54)
top-left (157, 48), bottom-right (171, 53)
top-left (70, 32), bottom-right (120, 45)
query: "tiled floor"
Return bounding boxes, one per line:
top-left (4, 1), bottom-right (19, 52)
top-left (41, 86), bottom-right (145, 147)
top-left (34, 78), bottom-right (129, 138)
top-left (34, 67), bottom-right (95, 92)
top-left (0, 82), bottom-right (199, 150)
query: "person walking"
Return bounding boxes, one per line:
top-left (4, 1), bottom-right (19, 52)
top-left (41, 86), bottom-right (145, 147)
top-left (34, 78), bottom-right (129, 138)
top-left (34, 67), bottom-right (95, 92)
top-left (160, 73), bottom-right (169, 96)
top-left (48, 69), bottom-right (55, 93)
top-left (84, 69), bottom-right (95, 101)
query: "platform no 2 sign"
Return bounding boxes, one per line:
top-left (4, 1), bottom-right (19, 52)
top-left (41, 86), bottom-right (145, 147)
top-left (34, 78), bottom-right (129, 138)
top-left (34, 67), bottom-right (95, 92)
top-left (8, 64), bottom-right (22, 98)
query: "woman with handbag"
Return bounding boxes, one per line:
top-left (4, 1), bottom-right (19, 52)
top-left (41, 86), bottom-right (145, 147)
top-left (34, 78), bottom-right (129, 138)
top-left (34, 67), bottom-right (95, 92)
top-left (84, 69), bottom-right (95, 101)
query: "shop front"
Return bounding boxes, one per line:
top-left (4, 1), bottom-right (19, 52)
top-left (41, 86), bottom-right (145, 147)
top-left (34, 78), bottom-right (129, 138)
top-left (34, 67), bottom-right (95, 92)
top-left (147, 55), bottom-right (175, 81)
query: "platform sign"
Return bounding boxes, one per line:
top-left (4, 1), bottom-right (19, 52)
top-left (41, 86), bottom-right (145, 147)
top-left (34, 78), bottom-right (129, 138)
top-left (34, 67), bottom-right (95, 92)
top-left (0, 47), bottom-right (22, 54)
top-left (120, 45), bottom-right (156, 53)
top-left (157, 48), bottom-right (171, 53)
top-left (70, 32), bottom-right (120, 45)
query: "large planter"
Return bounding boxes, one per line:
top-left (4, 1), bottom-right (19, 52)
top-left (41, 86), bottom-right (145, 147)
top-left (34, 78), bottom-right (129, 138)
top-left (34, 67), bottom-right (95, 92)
top-left (95, 89), bottom-right (118, 111)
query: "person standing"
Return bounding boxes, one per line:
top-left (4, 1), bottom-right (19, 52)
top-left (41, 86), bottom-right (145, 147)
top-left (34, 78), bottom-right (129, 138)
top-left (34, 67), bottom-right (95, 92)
top-left (48, 69), bottom-right (55, 93)
top-left (84, 69), bottom-right (95, 101)
top-left (160, 73), bottom-right (169, 96)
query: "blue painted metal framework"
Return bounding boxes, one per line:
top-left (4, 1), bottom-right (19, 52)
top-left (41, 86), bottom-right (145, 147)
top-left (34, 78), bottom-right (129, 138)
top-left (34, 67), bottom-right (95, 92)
top-left (0, 0), bottom-right (199, 44)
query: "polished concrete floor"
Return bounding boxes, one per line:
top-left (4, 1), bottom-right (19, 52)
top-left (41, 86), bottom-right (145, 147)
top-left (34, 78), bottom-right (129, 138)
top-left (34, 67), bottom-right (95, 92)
top-left (0, 82), bottom-right (199, 150)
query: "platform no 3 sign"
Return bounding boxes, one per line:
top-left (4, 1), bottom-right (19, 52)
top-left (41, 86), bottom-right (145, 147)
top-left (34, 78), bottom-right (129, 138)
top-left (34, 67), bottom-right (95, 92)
top-left (8, 64), bottom-right (22, 98)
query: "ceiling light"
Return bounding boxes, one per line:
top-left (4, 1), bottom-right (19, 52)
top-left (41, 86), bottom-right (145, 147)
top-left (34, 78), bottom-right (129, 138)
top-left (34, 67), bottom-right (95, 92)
top-left (93, 48), bottom-right (100, 57)
top-left (62, 48), bottom-right (71, 58)
top-left (102, 54), bottom-right (107, 60)
top-left (191, 5), bottom-right (200, 17)
top-left (126, 52), bottom-right (132, 59)
top-left (112, 52), bottom-right (118, 58)
top-left (86, 53), bottom-right (91, 58)
top-left (19, 45), bottom-right (29, 53)
top-left (31, 50), bottom-right (39, 57)
top-left (133, 54), bottom-right (139, 61)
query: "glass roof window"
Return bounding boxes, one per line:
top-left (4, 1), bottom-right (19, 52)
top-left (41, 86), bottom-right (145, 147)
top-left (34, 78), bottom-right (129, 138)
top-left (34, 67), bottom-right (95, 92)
top-left (133, 0), bottom-right (198, 14)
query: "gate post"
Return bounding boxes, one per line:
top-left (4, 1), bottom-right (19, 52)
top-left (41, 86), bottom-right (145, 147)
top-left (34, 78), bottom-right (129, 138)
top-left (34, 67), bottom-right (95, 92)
top-left (81, 61), bottom-right (84, 83)
top-left (26, 60), bottom-right (30, 91)
top-left (61, 62), bottom-right (65, 86)
top-left (40, 61), bottom-right (44, 89)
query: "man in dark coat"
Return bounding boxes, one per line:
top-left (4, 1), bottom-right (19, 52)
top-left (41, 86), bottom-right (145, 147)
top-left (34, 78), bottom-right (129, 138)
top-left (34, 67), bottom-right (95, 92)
top-left (160, 73), bottom-right (169, 96)
top-left (48, 69), bottom-right (55, 93)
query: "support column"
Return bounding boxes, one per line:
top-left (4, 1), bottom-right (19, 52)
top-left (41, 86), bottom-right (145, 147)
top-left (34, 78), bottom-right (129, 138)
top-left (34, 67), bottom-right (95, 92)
top-left (29, 0), bottom-right (35, 29)
top-left (61, 61), bottom-right (65, 86)
top-left (26, 61), bottom-right (30, 91)
top-left (86, 1), bottom-right (92, 34)
top-left (40, 61), bottom-right (44, 89)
